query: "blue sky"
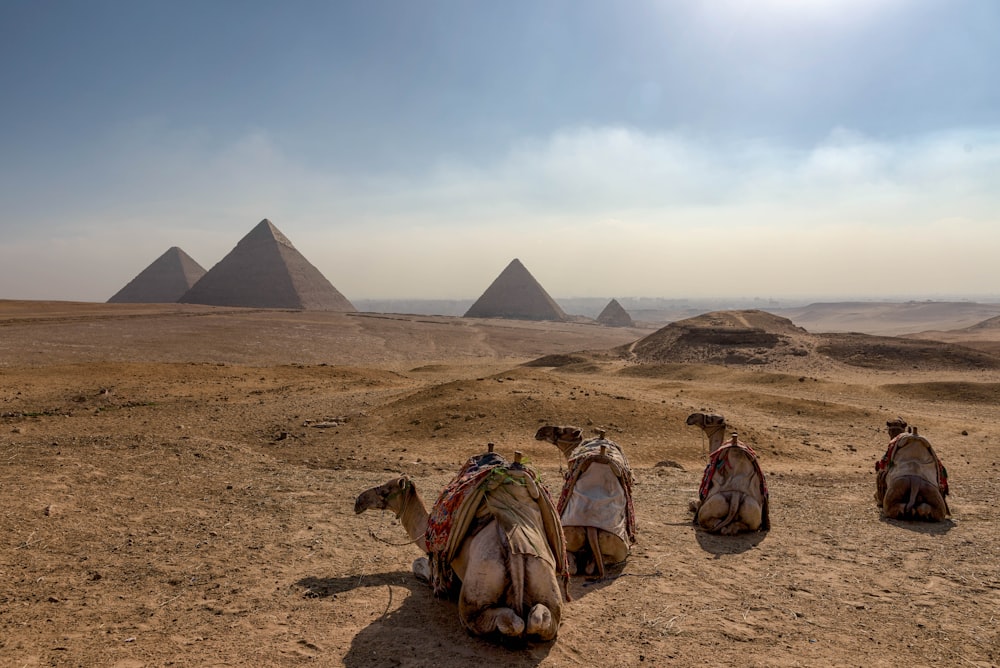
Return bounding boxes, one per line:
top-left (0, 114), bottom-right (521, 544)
top-left (2, 0), bottom-right (999, 302)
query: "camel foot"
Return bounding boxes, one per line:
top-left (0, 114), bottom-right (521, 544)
top-left (486, 608), bottom-right (525, 637)
top-left (526, 604), bottom-right (557, 640)
top-left (565, 552), bottom-right (578, 576)
top-left (688, 499), bottom-right (700, 513)
top-left (412, 557), bottom-right (431, 583)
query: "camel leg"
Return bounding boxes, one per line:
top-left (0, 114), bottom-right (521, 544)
top-left (586, 526), bottom-right (604, 579)
top-left (462, 606), bottom-right (525, 637)
top-left (596, 532), bottom-right (629, 565)
top-left (884, 476), bottom-right (946, 521)
top-left (562, 527), bottom-right (586, 576)
top-left (458, 556), bottom-right (525, 637)
top-left (523, 557), bottom-right (562, 641)
top-left (912, 479), bottom-right (948, 521)
top-left (696, 493), bottom-right (732, 531)
top-left (736, 496), bottom-right (763, 533)
top-left (882, 479), bottom-right (913, 519)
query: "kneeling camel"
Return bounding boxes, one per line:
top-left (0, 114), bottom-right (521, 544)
top-left (876, 420), bottom-right (949, 521)
top-left (535, 425), bottom-right (637, 578)
top-left (686, 412), bottom-right (769, 535)
top-left (355, 448), bottom-right (567, 641)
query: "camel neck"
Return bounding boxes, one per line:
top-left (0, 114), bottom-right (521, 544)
top-left (392, 485), bottom-right (430, 553)
top-left (705, 426), bottom-right (727, 453)
top-left (557, 439), bottom-right (581, 459)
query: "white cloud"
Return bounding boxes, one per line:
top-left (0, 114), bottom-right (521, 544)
top-left (3, 121), bottom-right (1000, 301)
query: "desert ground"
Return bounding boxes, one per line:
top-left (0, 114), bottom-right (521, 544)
top-left (1, 301), bottom-right (997, 667)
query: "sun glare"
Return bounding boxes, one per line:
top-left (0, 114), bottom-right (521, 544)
top-left (702, 0), bottom-right (901, 28)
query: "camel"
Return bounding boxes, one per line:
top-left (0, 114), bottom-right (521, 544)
top-left (354, 449), bottom-right (567, 642)
top-left (534, 425), bottom-right (636, 578)
top-left (875, 422), bottom-right (949, 521)
top-left (685, 412), bottom-right (769, 535)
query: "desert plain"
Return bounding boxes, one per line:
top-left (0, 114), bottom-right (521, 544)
top-left (1, 300), bottom-right (998, 667)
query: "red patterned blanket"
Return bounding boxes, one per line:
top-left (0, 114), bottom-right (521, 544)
top-left (425, 452), bottom-right (567, 597)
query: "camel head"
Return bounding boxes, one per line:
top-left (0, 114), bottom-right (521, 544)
top-left (535, 424), bottom-right (584, 458)
top-left (686, 412), bottom-right (726, 429)
top-left (886, 418), bottom-right (909, 439)
top-left (354, 476), bottom-right (412, 515)
top-left (687, 412), bottom-right (730, 454)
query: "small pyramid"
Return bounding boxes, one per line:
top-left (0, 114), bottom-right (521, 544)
top-left (179, 219), bottom-right (355, 311)
top-left (464, 258), bottom-right (567, 321)
top-left (108, 246), bottom-right (207, 304)
top-left (597, 298), bottom-right (635, 327)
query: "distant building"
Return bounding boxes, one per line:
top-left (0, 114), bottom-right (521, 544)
top-left (597, 298), bottom-right (635, 327)
top-left (108, 246), bottom-right (206, 304)
top-left (178, 219), bottom-right (355, 311)
top-left (464, 258), bottom-right (567, 322)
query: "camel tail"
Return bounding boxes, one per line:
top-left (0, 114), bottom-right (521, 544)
top-left (586, 526), bottom-right (605, 579)
top-left (904, 480), bottom-right (921, 514)
top-left (715, 492), bottom-right (741, 532)
top-left (508, 547), bottom-right (526, 622)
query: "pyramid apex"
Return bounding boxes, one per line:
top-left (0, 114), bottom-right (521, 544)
top-left (178, 219), bottom-right (355, 311)
top-left (464, 258), bottom-right (567, 322)
top-left (108, 246), bottom-right (206, 303)
top-left (242, 218), bottom-right (293, 248)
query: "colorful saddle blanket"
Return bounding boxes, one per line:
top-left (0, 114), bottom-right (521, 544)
top-left (425, 452), bottom-right (567, 597)
top-left (697, 439), bottom-right (770, 530)
top-left (556, 438), bottom-right (636, 544)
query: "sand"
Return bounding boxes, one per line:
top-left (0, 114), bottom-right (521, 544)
top-left (0, 301), bottom-right (997, 667)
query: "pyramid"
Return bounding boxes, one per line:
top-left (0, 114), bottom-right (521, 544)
top-left (108, 246), bottom-right (207, 304)
top-left (463, 258), bottom-right (567, 321)
top-left (178, 219), bottom-right (356, 311)
top-left (597, 298), bottom-right (635, 327)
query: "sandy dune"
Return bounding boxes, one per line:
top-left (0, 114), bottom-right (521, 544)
top-left (1, 301), bottom-right (997, 667)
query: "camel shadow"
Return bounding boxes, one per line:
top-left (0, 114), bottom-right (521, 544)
top-left (569, 560), bottom-right (627, 598)
top-left (694, 526), bottom-right (768, 556)
top-left (296, 571), bottom-right (555, 666)
top-left (878, 516), bottom-right (956, 535)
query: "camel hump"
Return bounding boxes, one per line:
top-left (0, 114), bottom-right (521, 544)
top-left (426, 453), bottom-right (568, 596)
top-left (893, 433), bottom-right (932, 452)
top-left (881, 432), bottom-right (949, 498)
top-left (890, 434), bottom-right (939, 468)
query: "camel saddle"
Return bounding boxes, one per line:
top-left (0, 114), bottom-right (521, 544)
top-left (426, 452), bottom-right (567, 597)
top-left (556, 437), bottom-right (637, 545)
top-left (875, 433), bottom-right (949, 508)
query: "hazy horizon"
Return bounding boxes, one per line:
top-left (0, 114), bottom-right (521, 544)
top-left (2, 1), bottom-right (999, 302)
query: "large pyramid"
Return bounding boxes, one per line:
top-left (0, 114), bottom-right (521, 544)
top-left (108, 246), bottom-right (207, 304)
top-left (597, 298), bottom-right (635, 327)
top-left (178, 219), bottom-right (356, 311)
top-left (463, 258), bottom-right (567, 321)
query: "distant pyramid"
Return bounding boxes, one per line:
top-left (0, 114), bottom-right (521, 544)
top-left (463, 258), bottom-right (567, 321)
top-left (597, 298), bottom-right (635, 327)
top-left (179, 219), bottom-right (355, 311)
top-left (108, 246), bottom-right (207, 304)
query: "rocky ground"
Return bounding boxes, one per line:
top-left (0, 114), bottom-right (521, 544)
top-left (1, 302), bottom-right (997, 667)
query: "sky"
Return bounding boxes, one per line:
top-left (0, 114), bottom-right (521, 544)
top-left (2, 0), bottom-right (1000, 303)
